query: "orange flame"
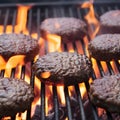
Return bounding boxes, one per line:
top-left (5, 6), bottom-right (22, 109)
top-left (81, 1), bottom-right (100, 39)
top-left (91, 58), bottom-right (100, 78)
top-left (41, 72), bottom-right (51, 79)
top-left (79, 83), bottom-right (87, 98)
top-left (46, 34), bottom-right (61, 52)
top-left (16, 5), bottom-right (31, 33)
top-left (57, 86), bottom-right (66, 105)
top-left (110, 61), bottom-right (119, 74)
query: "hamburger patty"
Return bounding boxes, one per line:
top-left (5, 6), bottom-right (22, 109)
top-left (0, 33), bottom-right (39, 61)
top-left (99, 10), bottom-right (120, 34)
top-left (32, 52), bottom-right (93, 86)
top-left (0, 77), bottom-right (34, 118)
top-left (40, 17), bottom-right (87, 43)
top-left (89, 74), bottom-right (120, 113)
top-left (88, 34), bottom-right (120, 61)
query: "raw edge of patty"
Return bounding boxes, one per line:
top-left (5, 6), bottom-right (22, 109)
top-left (32, 52), bottom-right (93, 86)
top-left (88, 34), bottom-right (120, 61)
top-left (89, 74), bottom-right (120, 113)
top-left (40, 17), bottom-right (87, 43)
top-left (0, 77), bottom-right (34, 118)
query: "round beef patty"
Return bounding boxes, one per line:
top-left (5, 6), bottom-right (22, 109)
top-left (0, 77), bottom-right (34, 118)
top-left (32, 52), bottom-right (93, 86)
top-left (40, 17), bottom-right (87, 43)
top-left (88, 34), bottom-right (120, 61)
top-left (89, 74), bottom-right (120, 113)
top-left (99, 10), bottom-right (120, 34)
top-left (0, 33), bottom-right (39, 61)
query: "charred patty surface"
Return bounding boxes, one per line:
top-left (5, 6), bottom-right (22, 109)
top-left (40, 17), bottom-right (87, 43)
top-left (99, 10), bottom-right (120, 34)
top-left (32, 52), bottom-right (92, 86)
top-left (88, 34), bottom-right (120, 61)
top-left (89, 74), bottom-right (120, 113)
top-left (0, 77), bottom-right (34, 117)
top-left (0, 33), bottom-right (39, 61)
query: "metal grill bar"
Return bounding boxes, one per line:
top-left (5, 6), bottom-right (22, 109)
top-left (3, 9), bottom-right (9, 33)
top-left (74, 84), bottom-right (86, 120)
top-left (41, 83), bottom-right (46, 120)
top-left (64, 87), bottom-right (73, 120)
top-left (0, 1), bottom-right (119, 120)
top-left (52, 86), bottom-right (59, 120)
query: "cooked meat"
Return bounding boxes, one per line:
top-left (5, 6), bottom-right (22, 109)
top-left (89, 74), bottom-right (120, 113)
top-left (88, 34), bottom-right (120, 61)
top-left (0, 77), bottom-right (34, 118)
top-left (99, 10), bottom-right (120, 34)
top-left (0, 33), bottom-right (39, 61)
top-left (32, 52), bottom-right (93, 86)
top-left (40, 17), bottom-right (87, 43)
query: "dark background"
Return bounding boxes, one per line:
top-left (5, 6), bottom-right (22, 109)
top-left (0, 0), bottom-right (87, 3)
top-left (0, 0), bottom-right (118, 4)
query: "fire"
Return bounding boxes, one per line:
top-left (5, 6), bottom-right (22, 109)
top-left (16, 5), bottom-right (31, 33)
top-left (41, 72), bottom-right (51, 79)
top-left (1, 1), bottom-right (119, 120)
top-left (110, 61), bottom-right (119, 74)
top-left (57, 86), bottom-right (66, 105)
top-left (67, 42), bottom-right (74, 53)
top-left (79, 83), bottom-right (86, 98)
top-left (81, 1), bottom-right (100, 39)
top-left (91, 58), bottom-right (100, 78)
top-left (1, 5), bottom-right (41, 120)
top-left (46, 34), bottom-right (62, 52)
top-left (0, 5), bottom-right (36, 71)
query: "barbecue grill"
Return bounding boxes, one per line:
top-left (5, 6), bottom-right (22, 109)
top-left (0, 0), bottom-right (120, 120)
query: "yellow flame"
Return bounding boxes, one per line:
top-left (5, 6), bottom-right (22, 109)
top-left (81, 1), bottom-right (100, 39)
top-left (46, 34), bottom-right (61, 52)
top-left (79, 83), bottom-right (86, 98)
top-left (57, 86), bottom-right (66, 105)
top-left (41, 72), bottom-right (51, 79)
top-left (16, 5), bottom-right (31, 33)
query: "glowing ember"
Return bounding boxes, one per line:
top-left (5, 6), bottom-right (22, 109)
top-left (1, 1), bottom-right (119, 120)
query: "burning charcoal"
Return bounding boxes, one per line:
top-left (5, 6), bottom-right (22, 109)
top-left (47, 105), bottom-right (67, 120)
top-left (84, 100), bottom-right (95, 120)
top-left (32, 97), bottom-right (95, 120)
top-left (100, 112), bottom-right (120, 120)
top-left (70, 97), bottom-right (94, 120)
top-left (32, 105), bottom-right (41, 120)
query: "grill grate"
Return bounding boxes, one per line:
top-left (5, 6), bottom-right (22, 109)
top-left (0, 1), bottom-right (120, 120)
